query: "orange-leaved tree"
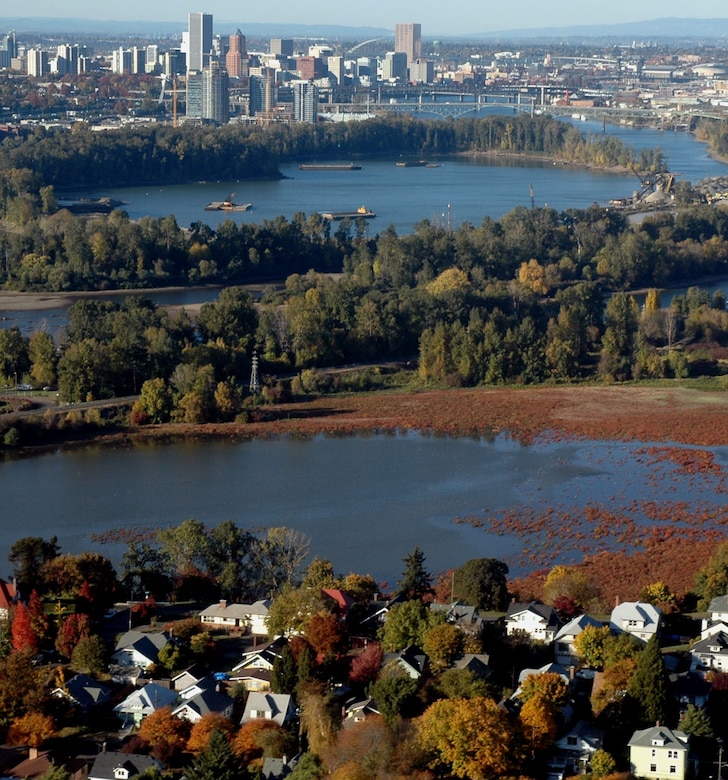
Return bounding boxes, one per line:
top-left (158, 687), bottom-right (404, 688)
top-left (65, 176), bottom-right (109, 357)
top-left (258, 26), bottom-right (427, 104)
top-left (187, 712), bottom-right (235, 752)
top-left (7, 712), bottom-right (56, 748)
top-left (418, 697), bottom-right (521, 780)
top-left (138, 707), bottom-right (189, 762)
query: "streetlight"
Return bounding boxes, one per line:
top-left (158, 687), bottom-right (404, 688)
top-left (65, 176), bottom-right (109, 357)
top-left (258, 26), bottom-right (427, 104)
top-left (718, 737), bottom-right (724, 780)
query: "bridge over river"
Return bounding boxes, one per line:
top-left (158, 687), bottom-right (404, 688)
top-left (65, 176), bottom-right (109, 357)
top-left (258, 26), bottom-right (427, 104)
top-left (320, 93), bottom-right (725, 127)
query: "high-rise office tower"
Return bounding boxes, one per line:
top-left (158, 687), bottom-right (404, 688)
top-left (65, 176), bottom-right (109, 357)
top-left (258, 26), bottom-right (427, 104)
top-left (187, 12), bottom-right (213, 72)
top-left (395, 23), bottom-right (421, 67)
top-left (226, 29), bottom-right (247, 79)
top-left (270, 38), bottom-right (293, 57)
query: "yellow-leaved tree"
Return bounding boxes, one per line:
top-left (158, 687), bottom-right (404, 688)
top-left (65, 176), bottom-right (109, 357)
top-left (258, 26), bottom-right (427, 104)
top-left (418, 697), bottom-right (521, 780)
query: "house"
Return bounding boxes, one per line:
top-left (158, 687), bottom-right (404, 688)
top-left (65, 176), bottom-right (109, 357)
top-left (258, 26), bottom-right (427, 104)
top-left (554, 720), bottom-right (605, 775)
top-left (704, 595), bottom-right (728, 628)
top-left (173, 686), bottom-right (234, 723)
top-left (232, 636), bottom-right (287, 673)
top-left (343, 697), bottom-right (381, 728)
top-left (516, 663), bottom-right (570, 691)
top-left (111, 630), bottom-right (171, 670)
top-left (88, 752), bottom-right (161, 780)
top-left (229, 667), bottom-right (272, 692)
top-left (51, 673), bottom-right (111, 711)
top-left (360, 593), bottom-right (408, 629)
top-left (430, 602), bottom-right (490, 636)
top-left (668, 670), bottom-right (711, 712)
top-left (199, 599), bottom-right (271, 635)
top-left (113, 682), bottom-right (179, 728)
top-left (383, 645), bottom-right (428, 679)
top-left (506, 602), bottom-right (559, 643)
top-left (171, 663), bottom-right (207, 692)
top-left (628, 726), bottom-right (690, 780)
top-left (690, 630), bottom-right (728, 672)
top-left (554, 614), bottom-right (604, 666)
top-left (451, 653), bottom-right (491, 679)
top-left (241, 692), bottom-right (295, 726)
top-left (261, 755), bottom-right (299, 780)
top-left (610, 601), bottom-right (662, 642)
top-left (4, 749), bottom-right (52, 780)
top-left (0, 578), bottom-right (17, 619)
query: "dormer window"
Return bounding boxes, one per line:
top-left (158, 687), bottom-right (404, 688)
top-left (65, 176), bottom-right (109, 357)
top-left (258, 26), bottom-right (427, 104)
top-left (114, 768), bottom-right (130, 780)
top-left (652, 738), bottom-right (666, 746)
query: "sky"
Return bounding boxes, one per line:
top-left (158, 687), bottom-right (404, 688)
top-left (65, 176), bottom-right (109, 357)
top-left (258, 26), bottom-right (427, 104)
top-left (9, 0), bottom-right (728, 35)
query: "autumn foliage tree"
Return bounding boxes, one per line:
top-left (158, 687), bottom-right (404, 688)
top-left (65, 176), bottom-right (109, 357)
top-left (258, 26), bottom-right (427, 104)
top-left (349, 642), bottom-right (383, 688)
top-left (187, 713), bottom-right (235, 753)
top-left (305, 612), bottom-right (347, 662)
top-left (7, 712), bottom-right (55, 748)
top-left (418, 697), bottom-right (521, 780)
top-left (138, 707), bottom-right (189, 762)
top-left (231, 719), bottom-right (286, 765)
top-left (321, 717), bottom-right (395, 780)
top-left (11, 602), bottom-right (40, 655)
top-left (55, 613), bottom-right (92, 658)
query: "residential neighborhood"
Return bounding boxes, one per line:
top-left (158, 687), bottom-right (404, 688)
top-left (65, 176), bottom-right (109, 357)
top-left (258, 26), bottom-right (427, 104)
top-left (1, 526), bottom-right (728, 780)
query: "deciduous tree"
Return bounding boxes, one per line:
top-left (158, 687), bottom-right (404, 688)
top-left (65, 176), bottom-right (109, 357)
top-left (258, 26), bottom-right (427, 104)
top-left (422, 622), bottom-right (464, 671)
top-left (11, 603), bottom-right (39, 655)
top-left (185, 729), bottom-right (241, 780)
top-left (55, 613), bottom-right (92, 658)
top-left (138, 707), bottom-right (188, 762)
top-left (7, 711), bottom-right (55, 748)
top-left (418, 696), bottom-right (520, 780)
top-left (187, 714), bottom-right (235, 753)
top-left (349, 642), bottom-right (383, 688)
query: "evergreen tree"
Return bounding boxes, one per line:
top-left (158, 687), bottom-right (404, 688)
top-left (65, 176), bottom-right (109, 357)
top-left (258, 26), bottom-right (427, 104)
top-left (272, 645), bottom-right (298, 694)
top-left (398, 546), bottom-right (433, 602)
top-left (184, 730), bottom-right (240, 780)
top-left (626, 634), bottom-right (670, 727)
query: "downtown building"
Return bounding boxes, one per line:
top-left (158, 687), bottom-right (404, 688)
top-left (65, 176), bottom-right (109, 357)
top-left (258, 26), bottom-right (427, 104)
top-left (186, 61), bottom-right (229, 123)
top-left (186, 12), bottom-right (213, 73)
top-left (395, 23), bottom-right (421, 68)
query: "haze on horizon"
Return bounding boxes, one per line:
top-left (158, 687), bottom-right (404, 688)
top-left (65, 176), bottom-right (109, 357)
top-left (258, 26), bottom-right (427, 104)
top-left (9, 0), bottom-right (728, 36)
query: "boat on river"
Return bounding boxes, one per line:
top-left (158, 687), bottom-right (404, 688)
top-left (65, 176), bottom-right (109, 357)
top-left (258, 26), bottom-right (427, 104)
top-left (321, 206), bottom-right (376, 220)
top-left (299, 163), bottom-right (362, 171)
top-left (204, 196), bottom-right (252, 212)
top-left (396, 160), bottom-right (429, 167)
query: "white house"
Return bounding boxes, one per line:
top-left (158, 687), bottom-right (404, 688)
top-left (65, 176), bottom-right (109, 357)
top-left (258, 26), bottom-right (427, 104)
top-left (690, 630), bottom-right (728, 672)
top-left (628, 726), bottom-right (690, 780)
top-left (113, 682), bottom-right (179, 728)
top-left (173, 687), bottom-right (234, 723)
top-left (199, 599), bottom-right (271, 635)
top-left (610, 601), bottom-right (662, 642)
top-left (241, 692), bottom-right (295, 726)
top-left (506, 602), bottom-right (559, 643)
top-left (554, 614), bottom-right (604, 666)
top-left (232, 636), bottom-right (287, 673)
top-left (111, 630), bottom-right (171, 670)
top-left (554, 720), bottom-right (605, 776)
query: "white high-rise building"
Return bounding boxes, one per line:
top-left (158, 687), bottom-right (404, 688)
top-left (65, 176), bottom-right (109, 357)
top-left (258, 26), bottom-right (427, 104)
top-left (187, 12), bottom-right (212, 73)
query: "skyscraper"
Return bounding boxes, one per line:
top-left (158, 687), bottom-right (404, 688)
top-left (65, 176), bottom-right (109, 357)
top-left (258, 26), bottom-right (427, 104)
top-left (202, 61), bottom-right (229, 123)
top-left (187, 12), bottom-right (213, 73)
top-left (293, 82), bottom-right (318, 124)
top-left (226, 29), bottom-right (247, 79)
top-left (395, 23), bottom-right (421, 67)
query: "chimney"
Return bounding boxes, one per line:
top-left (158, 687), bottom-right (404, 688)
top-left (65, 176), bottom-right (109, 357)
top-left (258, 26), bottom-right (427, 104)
top-left (29, 748), bottom-right (38, 761)
top-left (219, 599), bottom-right (227, 609)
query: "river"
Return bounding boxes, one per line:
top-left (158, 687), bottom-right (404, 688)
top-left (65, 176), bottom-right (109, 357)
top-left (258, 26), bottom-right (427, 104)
top-left (0, 431), bottom-right (725, 584)
top-left (4, 121), bottom-right (727, 336)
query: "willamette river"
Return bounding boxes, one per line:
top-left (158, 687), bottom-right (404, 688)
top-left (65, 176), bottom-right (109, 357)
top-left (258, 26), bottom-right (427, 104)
top-left (1, 432), bottom-right (727, 583)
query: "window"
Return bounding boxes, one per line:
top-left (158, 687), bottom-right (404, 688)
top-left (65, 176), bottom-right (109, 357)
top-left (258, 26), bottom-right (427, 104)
top-left (650, 764), bottom-right (657, 773)
top-left (651, 749), bottom-right (656, 757)
top-left (567, 737), bottom-right (578, 746)
top-left (670, 766), bottom-right (677, 774)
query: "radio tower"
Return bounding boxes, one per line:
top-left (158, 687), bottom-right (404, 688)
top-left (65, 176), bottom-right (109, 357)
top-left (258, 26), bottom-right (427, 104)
top-left (249, 351), bottom-right (260, 394)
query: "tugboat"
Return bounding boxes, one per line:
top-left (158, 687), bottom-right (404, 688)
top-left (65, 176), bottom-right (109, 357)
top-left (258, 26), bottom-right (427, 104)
top-left (299, 162), bottom-right (362, 171)
top-left (204, 194), bottom-right (252, 211)
top-left (321, 205), bottom-right (376, 220)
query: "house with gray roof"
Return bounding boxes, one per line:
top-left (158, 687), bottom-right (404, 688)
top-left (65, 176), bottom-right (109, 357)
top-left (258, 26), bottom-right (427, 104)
top-left (628, 726), bottom-right (691, 780)
top-left (554, 614), bottom-right (604, 666)
top-left (691, 630), bottom-right (728, 673)
top-left (610, 601), bottom-right (662, 642)
top-left (199, 599), bottom-right (271, 635)
top-left (51, 673), bottom-right (111, 711)
top-left (173, 686), bottom-right (234, 723)
top-left (113, 682), bottom-right (179, 728)
top-left (241, 692), bottom-right (295, 726)
top-left (88, 752), bottom-right (161, 780)
top-left (111, 630), bottom-right (171, 670)
top-left (383, 645), bottom-right (428, 679)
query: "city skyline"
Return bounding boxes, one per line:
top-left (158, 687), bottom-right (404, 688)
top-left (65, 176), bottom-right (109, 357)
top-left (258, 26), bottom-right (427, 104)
top-left (6, 1), bottom-right (728, 36)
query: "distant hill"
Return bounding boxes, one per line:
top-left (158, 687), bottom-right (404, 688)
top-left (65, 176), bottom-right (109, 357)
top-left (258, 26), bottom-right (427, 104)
top-left (0, 17), bottom-right (392, 40)
top-left (476, 17), bottom-right (728, 42)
